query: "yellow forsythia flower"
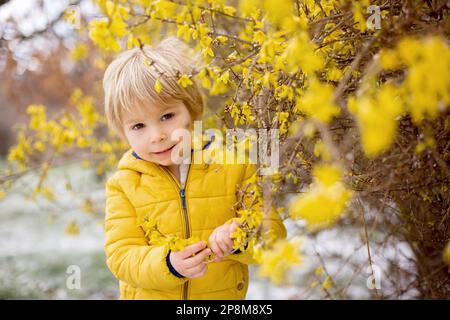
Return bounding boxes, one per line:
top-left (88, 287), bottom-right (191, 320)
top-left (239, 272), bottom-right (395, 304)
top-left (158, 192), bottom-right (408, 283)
top-left (313, 165), bottom-right (341, 186)
top-left (177, 24), bottom-right (192, 42)
top-left (44, 187), bottom-right (54, 201)
top-left (257, 237), bottom-right (302, 284)
top-left (177, 74), bottom-right (193, 88)
top-left (313, 140), bottom-right (331, 161)
top-left (281, 32), bottom-right (324, 75)
top-left (315, 266), bottom-right (324, 276)
top-left (82, 198), bottom-right (94, 214)
top-left (415, 136), bottom-right (435, 154)
top-left (27, 104), bottom-right (47, 130)
top-left (70, 43), bottom-right (88, 61)
top-left (33, 141), bottom-right (45, 152)
top-left (263, 0), bottom-right (294, 26)
top-left (443, 242), bottom-right (450, 267)
top-left (399, 37), bottom-right (450, 123)
top-left (378, 36), bottom-right (450, 124)
top-left (65, 220), bottom-right (80, 236)
top-left (89, 14), bottom-right (127, 52)
top-left (139, 214), bottom-right (205, 258)
top-left (296, 78), bottom-right (340, 123)
top-left (349, 83), bottom-right (403, 157)
top-left (322, 275), bottom-right (335, 290)
top-left (352, 1), bottom-right (370, 33)
top-left (289, 164), bottom-right (353, 228)
top-left (63, 6), bottom-right (78, 26)
top-left (154, 79), bottom-right (163, 93)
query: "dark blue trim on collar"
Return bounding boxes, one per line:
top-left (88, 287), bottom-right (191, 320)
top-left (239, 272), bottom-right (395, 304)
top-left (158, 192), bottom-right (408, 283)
top-left (203, 135), bottom-right (214, 150)
top-left (132, 151), bottom-right (143, 160)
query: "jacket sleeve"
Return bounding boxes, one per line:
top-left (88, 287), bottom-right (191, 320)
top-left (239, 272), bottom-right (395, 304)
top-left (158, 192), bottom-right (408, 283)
top-left (224, 163), bottom-right (287, 265)
top-left (104, 176), bottom-right (187, 290)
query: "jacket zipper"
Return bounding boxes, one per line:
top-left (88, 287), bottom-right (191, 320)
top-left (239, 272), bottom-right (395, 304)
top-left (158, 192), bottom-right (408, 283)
top-left (159, 162), bottom-right (192, 300)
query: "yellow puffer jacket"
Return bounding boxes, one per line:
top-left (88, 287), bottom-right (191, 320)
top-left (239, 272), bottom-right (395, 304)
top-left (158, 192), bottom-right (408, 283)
top-left (104, 139), bottom-right (286, 300)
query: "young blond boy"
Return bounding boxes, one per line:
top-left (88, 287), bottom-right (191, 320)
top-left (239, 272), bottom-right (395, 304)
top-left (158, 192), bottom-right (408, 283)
top-left (102, 37), bottom-right (286, 300)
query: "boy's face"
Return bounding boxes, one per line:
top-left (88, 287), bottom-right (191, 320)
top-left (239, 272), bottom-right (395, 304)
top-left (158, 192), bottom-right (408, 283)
top-left (122, 100), bottom-right (193, 166)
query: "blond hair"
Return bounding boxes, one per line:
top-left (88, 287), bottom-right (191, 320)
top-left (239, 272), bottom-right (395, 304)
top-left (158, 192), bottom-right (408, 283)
top-left (103, 37), bottom-right (204, 139)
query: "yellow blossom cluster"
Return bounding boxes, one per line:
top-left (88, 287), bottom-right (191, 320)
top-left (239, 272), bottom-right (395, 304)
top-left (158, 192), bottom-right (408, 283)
top-left (348, 83), bottom-right (403, 157)
top-left (138, 214), bottom-right (216, 261)
top-left (257, 237), bottom-right (303, 284)
top-left (65, 220), bottom-right (80, 236)
top-left (379, 36), bottom-right (450, 124)
top-left (289, 164), bottom-right (353, 229)
top-left (444, 242), bottom-right (450, 267)
top-left (351, 36), bottom-right (450, 157)
top-left (7, 89), bottom-right (127, 177)
top-left (89, 0), bottom-right (130, 52)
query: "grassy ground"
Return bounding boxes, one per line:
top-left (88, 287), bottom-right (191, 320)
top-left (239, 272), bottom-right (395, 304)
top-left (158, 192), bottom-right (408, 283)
top-left (0, 250), bottom-right (118, 299)
top-left (0, 161), bottom-right (119, 299)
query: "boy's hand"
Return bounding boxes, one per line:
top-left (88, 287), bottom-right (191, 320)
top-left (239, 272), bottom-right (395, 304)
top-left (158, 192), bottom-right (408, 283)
top-left (208, 221), bottom-right (240, 262)
top-left (169, 241), bottom-right (211, 278)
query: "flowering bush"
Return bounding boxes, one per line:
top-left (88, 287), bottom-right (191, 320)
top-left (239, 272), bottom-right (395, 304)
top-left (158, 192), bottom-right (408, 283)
top-left (2, 0), bottom-right (450, 298)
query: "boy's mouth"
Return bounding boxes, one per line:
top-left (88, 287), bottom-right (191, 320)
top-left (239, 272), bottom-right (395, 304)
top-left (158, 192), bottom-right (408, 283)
top-left (152, 144), bottom-right (176, 155)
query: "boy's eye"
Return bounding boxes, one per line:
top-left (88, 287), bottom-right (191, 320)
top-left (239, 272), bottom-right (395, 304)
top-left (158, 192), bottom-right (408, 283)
top-left (131, 123), bottom-right (145, 130)
top-left (161, 113), bottom-right (174, 121)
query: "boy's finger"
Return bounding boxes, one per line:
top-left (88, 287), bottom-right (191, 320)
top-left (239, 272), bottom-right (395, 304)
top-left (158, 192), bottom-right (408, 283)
top-left (230, 222), bottom-right (239, 234)
top-left (186, 262), bottom-right (207, 277)
top-left (211, 244), bottom-right (223, 262)
top-left (185, 248), bottom-right (211, 268)
top-left (181, 241), bottom-right (206, 259)
top-left (216, 235), bottom-right (231, 254)
top-left (225, 230), bottom-right (235, 250)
